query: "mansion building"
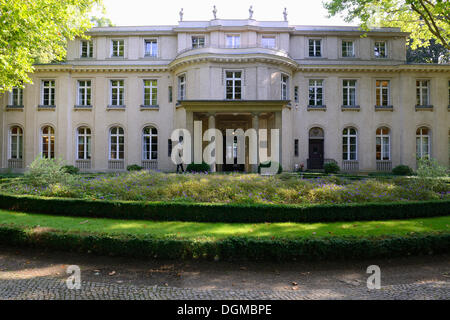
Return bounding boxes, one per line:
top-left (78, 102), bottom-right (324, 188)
top-left (1, 18), bottom-right (449, 173)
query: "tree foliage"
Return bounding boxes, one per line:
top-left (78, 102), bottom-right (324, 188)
top-left (0, 0), bottom-right (102, 93)
top-left (90, 15), bottom-right (114, 27)
top-left (407, 38), bottom-right (450, 63)
top-left (324, 0), bottom-right (450, 49)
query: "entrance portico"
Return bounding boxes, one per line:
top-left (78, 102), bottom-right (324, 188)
top-left (176, 100), bottom-right (290, 172)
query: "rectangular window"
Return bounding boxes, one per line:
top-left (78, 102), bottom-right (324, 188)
top-left (110, 80), bottom-right (124, 106)
top-left (342, 41), bottom-right (354, 57)
top-left (168, 139), bottom-right (173, 157)
top-left (178, 75), bottom-right (186, 100)
top-left (111, 40), bottom-right (124, 57)
top-left (77, 80), bottom-right (92, 106)
top-left (374, 41), bottom-right (387, 58)
top-left (294, 139), bottom-right (299, 157)
top-left (41, 80), bottom-right (55, 106)
top-left (10, 87), bottom-right (23, 106)
top-left (226, 35), bottom-right (240, 48)
top-left (144, 39), bottom-right (158, 57)
top-left (376, 80), bottom-right (390, 106)
top-left (143, 80), bottom-right (158, 106)
top-left (226, 71), bottom-right (242, 100)
top-left (192, 36), bottom-right (205, 49)
top-left (281, 74), bottom-right (289, 100)
top-left (168, 86), bottom-right (173, 103)
top-left (309, 79), bottom-right (324, 106)
top-left (342, 80), bottom-right (357, 106)
top-left (294, 86), bottom-right (299, 103)
top-left (261, 37), bottom-right (276, 49)
top-left (80, 40), bottom-right (93, 58)
top-left (309, 39), bottom-right (321, 57)
top-left (416, 80), bottom-right (430, 105)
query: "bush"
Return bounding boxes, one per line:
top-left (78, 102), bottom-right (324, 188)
top-left (62, 165), bottom-right (79, 175)
top-left (392, 165), bottom-right (414, 176)
top-left (25, 156), bottom-right (73, 187)
top-left (127, 164), bottom-right (144, 171)
top-left (324, 162), bottom-right (340, 174)
top-left (416, 158), bottom-right (448, 178)
top-left (258, 161), bottom-right (282, 174)
top-left (185, 162), bottom-right (211, 173)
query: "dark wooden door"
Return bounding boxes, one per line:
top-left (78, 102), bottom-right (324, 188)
top-left (308, 139), bottom-right (324, 169)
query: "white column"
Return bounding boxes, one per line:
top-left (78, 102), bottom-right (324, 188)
top-left (252, 112), bottom-right (260, 173)
top-left (208, 113), bottom-right (216, 172)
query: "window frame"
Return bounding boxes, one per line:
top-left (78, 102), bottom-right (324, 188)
top-left (308, 79), bottom-right (324, 106)
top-left (9, 126), bottom-right (23, 160)
top-left (142, 126), bottom-right (158, 161)
top-left (110, 39), bottom-right (125, 58)
top-left (226, 34), bottom-right (241, 48)
top-left (191, 35), bottom-right (206, 49)
top-left (41, 126), bottom-right (55, 159)
top-left (9, 87), bottom-right (23, 106)
top-left (416, 127), bottom-right (431, 159)
top-left (109, 126), bottom-right (125, 160)
top-left (341, 40), bottom-right (355, 58)
top-left (225, 70), bottom-right (243, 100)
top-left (144, 39), bottom-right (158, 57)
top-left (109, 79), bottom-right (125, 106)
top-left (376, 127), bottom-right (391, 161)
top-left (178, 74), bottom-right (186, 101)
top-left (342, 79), bottom-right (357, 106)
top-left (41, 80), bottom-right (56, 106)
top-left (342, 127), bottom-right (358, 161)
top-left (77, 80), bottom-right (92, 106)
top-left (375, 80), bottom-right (390, 106)
top-left (261, 36), bottom-right (276, 49)
top-left (374, 41), bottom-right (388, 58)
top-left (416, 80), bottom-right (430, 106)
top-left (76, 127), bottom-right (92, 160)
top-left (281, 74), bottom-right (289, 100)
top-left (80, 40), bottom-right (93, 58)
top-left (308, 39), bottom-right (322, 57)
top-left (143, 79), bottom-right (158, 106)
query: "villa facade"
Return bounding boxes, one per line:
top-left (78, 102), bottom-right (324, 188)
top-left (1, 18), bottom-right (449, 173)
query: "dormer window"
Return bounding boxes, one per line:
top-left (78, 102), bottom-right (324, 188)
top-left (192, 36), bottom-right (205, 49)
top-left (342, 40), bottom-right (355, 57)
top-left (309, 39), bottom-right (321, 57)
top-left (80, 40), bottom-right (93, 58)
top-left (374, 41), bottom-right (387, 58)
top-left (226, 35), bottom-right (240, 48)
top-left (261, 37), bottom-right (276, 49)
top-left (144, 39), bottom-right (158, 57)
top-left (111, 40), bottom-right (124, 57)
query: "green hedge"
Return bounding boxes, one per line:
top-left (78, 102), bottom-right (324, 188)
top-left (0, 193), bottom-right (448, 223)
top-left (0, 224), bottom-right (448, 261)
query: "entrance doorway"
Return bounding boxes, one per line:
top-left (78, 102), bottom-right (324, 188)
top-left (223, 135), bottom-right (245, 172)
top-left (308, 127), bottom-right (324, 169)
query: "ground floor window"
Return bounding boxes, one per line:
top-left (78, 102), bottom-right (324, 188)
top-left (9, 126), bottom-right (23, 159)
top-left (416, 127), bottom-right (430, 159)
top-left (376, 127), bottom-right (390, 160)
top-left (342, 127), bottom-right (357, 160)
top-left (41, 126), bottom-right (55, 158)
top-left (109, 126), bottom-right (124, 160)
top-left (77, 127), bottom-right (92, 160)
top-left (143, 126), bottom-right (158, 160)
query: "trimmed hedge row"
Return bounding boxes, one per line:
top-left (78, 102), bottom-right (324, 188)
top-left (0, 224), bottom-right (449, 261)
top-left (0, 193), bottom-right (449, 223)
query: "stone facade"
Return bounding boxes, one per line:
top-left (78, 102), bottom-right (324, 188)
top-left (1, 19), bottom-right (449, 172)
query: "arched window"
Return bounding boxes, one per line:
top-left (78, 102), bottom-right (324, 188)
top-left (109, 126), bottom-right (124, 160)
top-left (342, 127), bottom-right (357, 160)
top-left (9, 126), bottom-right (23, 159)
top-left (416, 127), bottom-right (430, 159)
top-left (41, 126), bottom-right (55, 159)
top-left (77, 127), bottom-right (91, 160)
top-left (142, 126), bottom-right (158, 160)
top-left (376, 127), bottom-right (390, 160)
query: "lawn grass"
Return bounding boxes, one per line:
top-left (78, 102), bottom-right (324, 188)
top-left (0, 209), bottom-right (448, 240)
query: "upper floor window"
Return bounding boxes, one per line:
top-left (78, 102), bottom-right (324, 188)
top-left (143, 80), bottom-right (157, 106)
top-left (342, 80), bottom-right (357, 106)
top-left (77, 127), bottom-right (91, 160)
top-left (111, 39), bottom-right (124, 57)
top-left (9, 126), bottom-right (23, 160)
top-left (80, 40), bottom-right (93, 58)
top-left (192, 36), bottom-right (205, 49)
top-left (178, 74), bottom-right (186, 100)
top-left (309, 39), bottom-right (321, 57)
top-left (261, 37), bottom-right (276, 49)
top-left (309, 79), bottom-right (323, 106)
top-left (110, 80), bottom-right (124, 106)
top-left (144, 39), bottom-right (158, 57)
top-left (9, 87), bottom-right (23, 106)
top-left (226, 35), bottom-right (240, 48)
top-left (374, 41), bottom-right (387, 58)
top-left (226, 71), bottom-right (242, 100)
top-left (376, 127), bottom-right (391, 161)
top-left (342, 127), bottom-right (357, 161)
top-left (41, 80), bottom-right (55, 106)
top-left (281, 74), bottom-right (289, 100)
top-left (143, 127), bottom-right (158, 160)
top-left (416, 80), bottom-right (430, 105)
top-left (376, 80), bottom-right (390, 106)
top-left (342, 40), bottom-right (355, 57)
top-left (77, 80), bottom-right (91, 106)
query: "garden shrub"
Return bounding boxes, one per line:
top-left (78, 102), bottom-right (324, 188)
top-left (258, 161), bottom-right (282, 174)
top-left (25, 156), bottom-right (73, 187)
top-left (416, 158), bottom-right (448, 178)
top-left (392, 165), bottom-right (414, 176)
top-left (127, 164), bottom-right (144, 171)
top-left (63, 165), bottom-right (79, 175)
top-left (324, 162), bottom-right (340, 174)
top-left (185, 162), bottom-right (211, 173)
